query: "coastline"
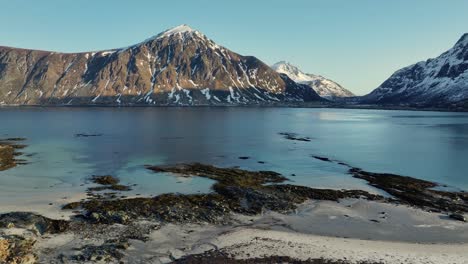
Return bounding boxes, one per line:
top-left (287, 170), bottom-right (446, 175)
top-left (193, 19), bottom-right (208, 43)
top-left (20, 198), bottom-right (468, 263)
top-left (0, 103), bottom-right (467, 113)
top-left (1, 160), bottom-right (467, 263)
top-left (1, 136), bottom-right (467, 263)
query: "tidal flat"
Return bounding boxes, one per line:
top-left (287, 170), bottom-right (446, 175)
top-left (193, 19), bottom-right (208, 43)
top-left (1, 158), bottom-right (468, 263)
top-left (1, 108), bottom-right (468, 263)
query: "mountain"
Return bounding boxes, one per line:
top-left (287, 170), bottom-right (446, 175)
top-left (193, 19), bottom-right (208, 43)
top-left (362, 34), bottom-right (468, 107)
top-left (0, 25), bottom-right (323, 106)
top-left (271, 61), bottom-right (354, 99)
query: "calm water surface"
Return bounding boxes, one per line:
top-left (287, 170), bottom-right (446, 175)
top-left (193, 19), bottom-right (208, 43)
top-left (1, 107), bottom-right (467, 215)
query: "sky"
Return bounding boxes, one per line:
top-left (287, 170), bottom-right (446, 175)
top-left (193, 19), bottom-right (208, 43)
top-left (0, 0), bottom-right (467, 95)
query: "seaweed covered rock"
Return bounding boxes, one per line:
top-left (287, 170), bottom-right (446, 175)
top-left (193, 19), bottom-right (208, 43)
top-left (64, 163), bottom-right (384, 225)
top-left (88, 175), bottom-right (131, 192)
top-left (0, 138), bottom-right (27, 171)
top-left (64, 193), bottom-right (231, 224)
top-left (147, 163), bottom-right (287, 187)
top-left (0, 212), bottom-right (69, 235)
top-left (70, 242), bottom-right (125, 263)
top-left (0, 235), bottom-right (36, 264)
top-left (350, 168), bottom-right (468, 214)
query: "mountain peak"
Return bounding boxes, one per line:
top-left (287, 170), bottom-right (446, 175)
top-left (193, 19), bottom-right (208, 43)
top-left (271, 61), bottom-right (354, 98)
top-left (271, 61), bottom-right (309, 82)
top-left (159, 24), bottom-right (196, 37)
top-left (456, 33), bottom-right (468, 46)
top-left (364, 32), bottom-right (468, 105)
top-left (272, 61), bottom-right (295, 69)
top-left (138, 24), bottom-right (201, 45)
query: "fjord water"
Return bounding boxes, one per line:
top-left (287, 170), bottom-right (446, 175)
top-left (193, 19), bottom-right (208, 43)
top-left (1, 107), bottom-right (468, 216)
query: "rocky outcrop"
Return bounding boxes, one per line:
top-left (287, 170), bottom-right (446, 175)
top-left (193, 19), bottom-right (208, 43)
top-left (349, 168), bottom-right (468, 214)
top-left (0, 212), bottom-right (69, 235)
top-left (0, 25), bottom-right (323, 106)
top-left (63, 163), bottom-right (383, 225)
top-left (0, 235), bottom-right (36, 264)
top-left (0, 138), bottom-right (27, 171)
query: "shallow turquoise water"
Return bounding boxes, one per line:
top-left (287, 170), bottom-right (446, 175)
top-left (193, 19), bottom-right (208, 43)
top-left (0, 107), bottom-right (467, 214)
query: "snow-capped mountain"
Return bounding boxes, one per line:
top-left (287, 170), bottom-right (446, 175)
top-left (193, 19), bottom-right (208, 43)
top-left (362, 33), bottom-right (468, 107)
top-left (271, 61), bottom-right (354, 99)
top-left (0, 25), bottom-right (323, 106)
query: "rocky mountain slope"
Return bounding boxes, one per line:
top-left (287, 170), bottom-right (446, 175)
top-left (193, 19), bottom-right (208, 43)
top-left (271, 61), bottom-right (354, 99)
top-left (362, 34), bottom-right (468, 107)
top-left (0, 25), bottom-right (323, 106)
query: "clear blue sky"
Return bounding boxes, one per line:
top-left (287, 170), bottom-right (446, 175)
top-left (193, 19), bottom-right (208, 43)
top-left (0, 0), bottom-right (467, 95)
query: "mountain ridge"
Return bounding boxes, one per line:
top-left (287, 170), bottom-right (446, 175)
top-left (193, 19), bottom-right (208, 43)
top-left (271, 61), bottom-right (354, 99)
top-left (362, 33), bottom-right (468, 107)
top-left (0, 25), bottom-right (323, 106)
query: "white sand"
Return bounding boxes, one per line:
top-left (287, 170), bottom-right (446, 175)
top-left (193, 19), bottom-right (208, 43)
top-left (206, 228), bottom-right (468, 264)
top-left (123, 199), bottom-right (468, 263)
top-left (5, 198), bottom-right (466, 263)
top-left (244, 199), bottom-right (468, 243)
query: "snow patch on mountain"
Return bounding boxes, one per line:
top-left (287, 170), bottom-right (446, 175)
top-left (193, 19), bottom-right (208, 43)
top-left (272, 61), bottom-right (316, 83)
top-left (159, 24), bottom-right (195, 37)
top-left (0, 24), bottom-right (324, 106)
top-left (271, 61), bottom-right (354, 98)
top-left (363, 33), bottom-right (468, 106)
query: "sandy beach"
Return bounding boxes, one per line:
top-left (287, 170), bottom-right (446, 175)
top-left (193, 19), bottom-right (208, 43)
top-left (21, 198), bottom-right (465, 263)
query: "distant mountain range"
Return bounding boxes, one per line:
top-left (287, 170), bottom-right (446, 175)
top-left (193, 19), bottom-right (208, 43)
top-left (362, 34), bottom-right (468, 108)
top-left (0, 25), bottom-right (322, 106)
top-left (1, 25), bottom-right (466, 109)
top-left (271, 61), bottom-right (354, 99)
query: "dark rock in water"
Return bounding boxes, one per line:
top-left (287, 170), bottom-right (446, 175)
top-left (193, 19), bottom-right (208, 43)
top-left (238, 156), bottom-right (250, 160)
top-left (257, 161), bottom-right (266, 164)
top-left (0, 138), bottom-right (28, 171)
top-left (88, 185), bottom-right (131, 192)
top-left (449, 213), bottom-right (466, 222)
top-left (0, 212), bottom-right (69, 234)
top-left (75, 133), bottom-right (103, 138)
top-left (1, 138), bottom-right (26, 142)
top-left (337, 162), bottom-right (351, 167)
top-left (0, 145), bottom-right (16, 171)
top-left (279, 132), bottom-right (311, 142)
top-left (64, 163), bottom-right (383, 225)
top-left (148, 163), bottom-right (287, 187)
top-left (312, 156), bottom-right (332, 162)
top-left (349, 167), bottom-right (468, 214)
top-left (62, 160), bottom-right (468, 228)
top-left (88, 175), bottom-right (131, 192)
top-left (91, 175), bottom-right (120, 185)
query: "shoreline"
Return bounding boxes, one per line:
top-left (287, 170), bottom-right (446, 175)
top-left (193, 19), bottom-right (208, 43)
top-left (171, 227), bottom-right (468, 263)
top-left (31, 199), bottom-right (468, 263)
top-left (1, 145), bottom-right (467, 262)
top-left (0, 103), bottom-right (467, 113)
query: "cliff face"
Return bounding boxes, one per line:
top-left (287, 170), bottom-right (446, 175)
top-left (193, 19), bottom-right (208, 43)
top-left (0, 25), bottom-right (322, 106)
